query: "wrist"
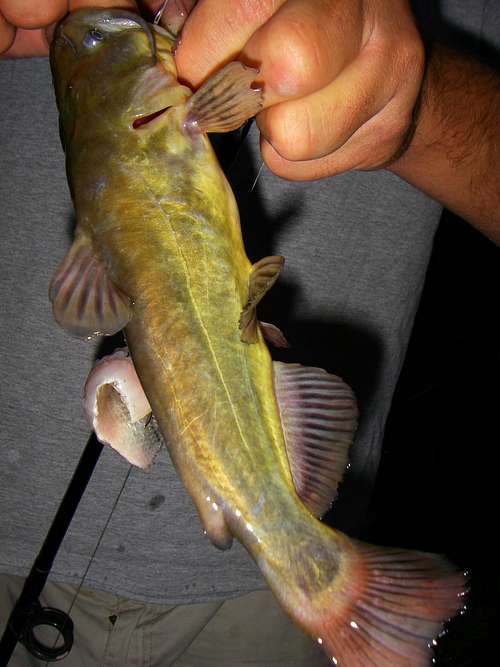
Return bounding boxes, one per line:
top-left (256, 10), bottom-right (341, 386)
top-left (386, 44), bottom-right (500, 240)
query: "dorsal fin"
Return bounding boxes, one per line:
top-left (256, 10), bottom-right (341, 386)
top-left (49, 231), bottom-right (132, 339)
top-left (239, 255), bottom-right (284, 343)
top-left (273, 362), bottom-right (358, 517)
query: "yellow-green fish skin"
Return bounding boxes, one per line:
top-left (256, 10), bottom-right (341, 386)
top-left (51, 9), bottom-right (349, 572)
top-left (50, 11), bottom-right (466, 665)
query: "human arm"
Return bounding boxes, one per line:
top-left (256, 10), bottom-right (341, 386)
top-left (389, 45), bottom-right (500, 244)
top-left (174, 0), bottom-right (500, 242)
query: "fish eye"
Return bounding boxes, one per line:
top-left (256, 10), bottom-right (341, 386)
top-left (83, 29), bottom-right (104, 49)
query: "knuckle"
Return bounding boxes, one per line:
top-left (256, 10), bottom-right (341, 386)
top-left (367, 22), bottom-right (425, 87)
top-left (264, 18), bottom-right (324, 97)
top-left (396, 30), bottom-right (426, 82)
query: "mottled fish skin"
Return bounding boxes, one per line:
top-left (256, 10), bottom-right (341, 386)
top-left (50, 10), bottom-right (466, 666)
top-left (50, 6), bottom-right (339, 569)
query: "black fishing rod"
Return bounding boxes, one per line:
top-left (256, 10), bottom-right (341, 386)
top-left (0, 432), bottom-right (103, 665)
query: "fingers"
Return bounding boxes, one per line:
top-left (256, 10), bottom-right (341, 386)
top-left (259, 53), bottom-right (422, 180)
top-left (0, 1), bottom-right (67, 30)
top-left (0, 0), bottom-right (67, 56)
top-left (260, 95), bottom-right (413, 181)
top-left (0, 10), bottom-right (15, 53)
top-left (176, 0), bottom-right (366, 106)
top-left (174, 0), bottom-right (284, 87)
top-left (241, 0), bottom-right (364, 106)
top-left (257, 44), bottom-right (403, 162)
top-left (0, 0), bottom-right (140, 57)
top-left (70, 0), bottom-right (137, 12)
top-left (258, 0), bottom-right (424, 179)
top-left (1, 27), bottom-right (52, 57)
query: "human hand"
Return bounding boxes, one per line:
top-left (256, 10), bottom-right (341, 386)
top-left (0, 1), bottom-right (147, 57)
top-left (174, 0), bottom-right (425, 180)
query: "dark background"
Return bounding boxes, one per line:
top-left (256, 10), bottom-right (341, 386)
top-left (359, 5), bottom-right (500, 664)
top-left (362, 211), bottom-right (499, 666)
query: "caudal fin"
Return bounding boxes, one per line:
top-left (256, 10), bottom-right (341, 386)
top-left (279, 540), bottom-right (467, 666)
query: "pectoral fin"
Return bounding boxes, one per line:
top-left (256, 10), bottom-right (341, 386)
top-left (273, 362), bottom-right (358, 517)
top-left (84, 348), bottom-right (164, 470)
top-left (240, 256), bottom-right (284, 343)
top-left (49, 232), bottom-right (132, 339)
top-left (184, 61), bottom-right (263, 134)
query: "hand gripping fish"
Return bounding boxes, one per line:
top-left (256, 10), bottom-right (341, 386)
top-left (49, 9), bottom-right (465, 666)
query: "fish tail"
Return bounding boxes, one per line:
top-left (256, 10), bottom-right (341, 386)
top-left (266, 536), bottom-right (467, 666)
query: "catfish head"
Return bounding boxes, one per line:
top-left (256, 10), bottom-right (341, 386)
top-left (50, 8), bottom-right (191, 147)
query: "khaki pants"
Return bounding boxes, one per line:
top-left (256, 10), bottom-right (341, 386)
top-left (0, 575), bottom-right (329, 666)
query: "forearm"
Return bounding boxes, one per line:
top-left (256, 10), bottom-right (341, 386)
top-left (389, 45), bottom-right (500, 244)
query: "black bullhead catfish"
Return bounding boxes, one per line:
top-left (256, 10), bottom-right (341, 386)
top-left (49, 8), bottom-right (466, 665)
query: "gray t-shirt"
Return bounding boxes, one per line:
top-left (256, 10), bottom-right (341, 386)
top-left (0, 1), bottom-right (497, 604)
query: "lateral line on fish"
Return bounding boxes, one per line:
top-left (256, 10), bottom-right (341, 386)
top-left (151, 188), bottom-right (253, 454)
top-left (174, 237), bottom-right (251, 453)
top-left (203, 239), bottom-right (209, 309)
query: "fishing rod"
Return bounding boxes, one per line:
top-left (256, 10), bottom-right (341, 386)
top-left (0, 432), bottom-right (103, 665)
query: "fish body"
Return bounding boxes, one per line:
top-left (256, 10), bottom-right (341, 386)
top-left (49, 10), bottom-right (466, 665)
top-left (52, 8), bottom-right (315, 557)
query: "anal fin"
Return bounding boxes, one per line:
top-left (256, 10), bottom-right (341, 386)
top-left (273, 362), bottom-right (358, 517)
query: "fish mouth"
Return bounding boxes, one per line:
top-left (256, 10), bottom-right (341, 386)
top-left (132, 106), bottom-right (171, 129)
